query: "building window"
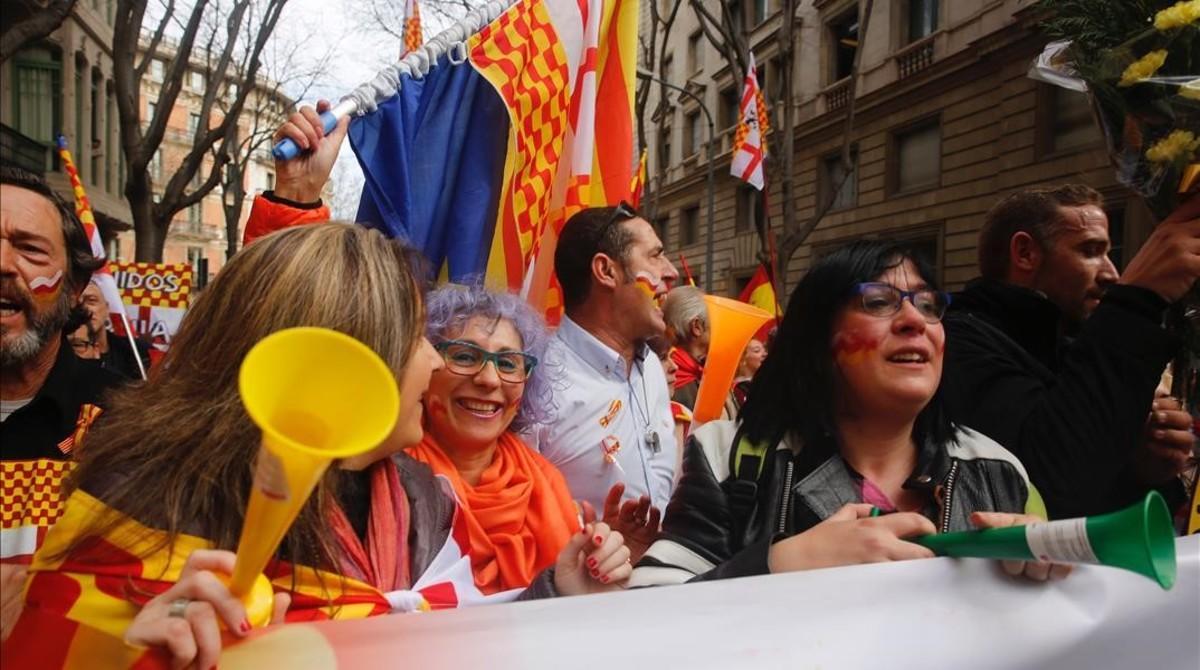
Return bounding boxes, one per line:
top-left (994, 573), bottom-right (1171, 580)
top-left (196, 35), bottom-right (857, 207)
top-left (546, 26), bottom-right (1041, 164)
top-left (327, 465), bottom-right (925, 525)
top-left (146, 99), bottom-right (157, 121)
top-left (901, 232), bottom-right (942, 281)
top-left (188, 112), bottom-right (202, 136)
top-left (265, 171), bottom-right (275, 190)
top-left (12, 46), bottom-right (62, 169)
top-left (681, 205), bottom-right (700, 246)
top-left (151, 148), bottom-right (163, 180)
top-left (656, 120), bottom-right (673, 172)
top-left (752, 0), bottom-right (771, 25)
top-left (719, 87), bottom-right (739, 131)
top-left (91, 68), bottom-right (102, 183)
top-left (105, 81), bottom-right (115, 192)
top-left (188, 202), bottom-right (203, 232)
top-left (736, 184), bottom-right (765, 233)
top-left (687, 31), bottom-right (703, 75)
top-left (150, 59), bottom-right (164, 82)
top-left (652, 216), bottom-right (669, 245)
top-left (227, 82), bottom-right (239, 102)
top-left (685, 110), bottom-right (702, 158)
top-left (889, 118), bottom-right (941, 194)
top-left (906, 0), bottom-right (938, 44)
top-left (1107, 206), bottom-right (1126, 270)
top-left (766, 55), bottom-right (785, 104)
top-left (187, 246), bottom-right (204, 270)
top-left (828, 9), bottom-right (859, 83)
top-left (189, 70), bottom-right (205, 92)
top-left (821, 147), bottom-right (858, 211)
top-left (1037, 84), bottom-right (1101, 155)
top-left (74, 54), bottom-right (85, 174)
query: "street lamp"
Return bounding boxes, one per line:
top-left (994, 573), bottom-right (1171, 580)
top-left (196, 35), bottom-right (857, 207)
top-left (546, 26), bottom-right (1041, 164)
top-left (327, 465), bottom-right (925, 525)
top-left (636, 68), bottom-right (717, 293)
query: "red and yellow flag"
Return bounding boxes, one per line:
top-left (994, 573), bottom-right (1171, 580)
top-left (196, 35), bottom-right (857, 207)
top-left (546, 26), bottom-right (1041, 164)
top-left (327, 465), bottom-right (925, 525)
top-left (469, 0), bottom-right (639, 324)
top-left (4, 491), bottom-right (389, 668)
top-left (403, 0), bottom-right (423, 55)
top-left (738, 264), bottom-right (780, 341)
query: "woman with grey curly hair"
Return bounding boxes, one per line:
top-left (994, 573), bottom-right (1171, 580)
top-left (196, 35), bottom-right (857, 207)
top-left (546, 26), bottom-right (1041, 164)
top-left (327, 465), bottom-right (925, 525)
top-left (410, 283), bottom-right (633, 595)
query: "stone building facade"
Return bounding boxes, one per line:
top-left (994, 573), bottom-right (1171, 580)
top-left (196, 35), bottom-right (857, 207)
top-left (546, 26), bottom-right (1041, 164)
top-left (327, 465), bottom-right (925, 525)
top-left (642, 0), bottom-right (1155, 296)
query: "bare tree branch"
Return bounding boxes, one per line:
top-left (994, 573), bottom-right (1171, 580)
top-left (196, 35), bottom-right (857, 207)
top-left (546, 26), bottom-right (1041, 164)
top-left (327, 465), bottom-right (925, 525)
top-left (0, 0), bottom-right (79, 64)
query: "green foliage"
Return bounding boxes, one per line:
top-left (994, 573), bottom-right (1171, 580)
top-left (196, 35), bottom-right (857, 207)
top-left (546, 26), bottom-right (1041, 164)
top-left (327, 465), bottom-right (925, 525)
top-left (1036, 1), bottom-right (1172, 54)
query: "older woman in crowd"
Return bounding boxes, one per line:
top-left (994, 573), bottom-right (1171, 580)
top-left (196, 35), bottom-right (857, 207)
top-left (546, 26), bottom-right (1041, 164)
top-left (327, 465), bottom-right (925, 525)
top-left (411, 284), bottom-right (647, 594)
top-left (633, 240), bottom-right (1070, 586)
top-left (8, 225), bottom-right (630, 670)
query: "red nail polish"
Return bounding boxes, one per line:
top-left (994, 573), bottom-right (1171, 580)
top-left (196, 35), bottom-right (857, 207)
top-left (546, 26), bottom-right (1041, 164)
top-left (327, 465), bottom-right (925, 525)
top-left (601, 575), bottom-right (610, 584)
top-left (587, 557), bottom-right (597, 568)
top-left (239, 619), bottom-right (251, 633)
top-left (593, 535), bottom-right (603, 546)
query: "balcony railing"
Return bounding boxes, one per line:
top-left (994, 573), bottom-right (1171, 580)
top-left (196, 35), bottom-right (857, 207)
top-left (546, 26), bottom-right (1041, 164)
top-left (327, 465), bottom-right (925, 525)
top-left (823, 78), bottom-right (852, 113)
top-left (0, 124), bottom-right (50, 174)
top-left (896, 35), bottom-right (936, 80)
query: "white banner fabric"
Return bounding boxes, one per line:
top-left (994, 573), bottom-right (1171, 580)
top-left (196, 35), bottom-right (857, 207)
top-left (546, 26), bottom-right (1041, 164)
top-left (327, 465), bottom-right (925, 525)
top-left (222, 535), bottom-right (1200, 669)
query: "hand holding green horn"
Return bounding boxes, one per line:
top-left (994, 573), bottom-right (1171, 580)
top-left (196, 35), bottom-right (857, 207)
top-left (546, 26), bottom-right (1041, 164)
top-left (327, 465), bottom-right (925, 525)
top-left (915, 491), bottom-right (1177, 589)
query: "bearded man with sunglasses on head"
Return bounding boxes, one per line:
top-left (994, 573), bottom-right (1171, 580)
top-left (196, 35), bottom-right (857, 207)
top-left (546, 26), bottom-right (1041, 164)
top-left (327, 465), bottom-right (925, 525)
top-left (528, 203), bottom-right (680, 546)
top-left (942, 185), bottom-right (1200, 520)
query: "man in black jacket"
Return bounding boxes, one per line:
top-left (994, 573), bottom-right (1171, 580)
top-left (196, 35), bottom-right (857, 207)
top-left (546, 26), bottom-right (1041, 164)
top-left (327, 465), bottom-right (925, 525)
top-left (942, 185), bottom-right (1199, 519)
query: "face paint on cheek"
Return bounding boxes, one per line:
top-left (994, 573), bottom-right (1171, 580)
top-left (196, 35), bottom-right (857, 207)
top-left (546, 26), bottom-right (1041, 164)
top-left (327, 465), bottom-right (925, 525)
top-left (832, 331), bottom-right (880, 366)
top-left (28, 270), bottom-right (64, 304)
top-left (635, 271), bottom-right (663, 304)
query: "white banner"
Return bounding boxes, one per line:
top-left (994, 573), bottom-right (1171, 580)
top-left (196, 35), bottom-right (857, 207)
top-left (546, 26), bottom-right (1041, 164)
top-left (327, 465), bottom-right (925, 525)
top-left (222, 535), bottom-right (1200, 669)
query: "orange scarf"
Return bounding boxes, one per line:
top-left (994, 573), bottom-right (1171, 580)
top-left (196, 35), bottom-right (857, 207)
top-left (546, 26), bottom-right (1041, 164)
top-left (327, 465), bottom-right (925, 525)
top-left (409, 431), bottom-right (580, 594)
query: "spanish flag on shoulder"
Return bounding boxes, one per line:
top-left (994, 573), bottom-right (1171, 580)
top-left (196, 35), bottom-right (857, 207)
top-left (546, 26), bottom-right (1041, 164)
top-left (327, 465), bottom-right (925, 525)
top-left (3, 490), bottom-right (390, 669)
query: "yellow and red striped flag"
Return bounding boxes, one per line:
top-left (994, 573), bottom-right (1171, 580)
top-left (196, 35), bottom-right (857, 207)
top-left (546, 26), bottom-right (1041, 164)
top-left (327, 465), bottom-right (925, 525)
top-left (629, 148), bottom-right (647, 208)
top-left (738, 263), bottom-right (780, 341)
top-left (54, 136), bottom-right (126, 322)
top-left (403, 0), bottom-right (423, 55)
top-left (469, 0), bottom-right (639, 324)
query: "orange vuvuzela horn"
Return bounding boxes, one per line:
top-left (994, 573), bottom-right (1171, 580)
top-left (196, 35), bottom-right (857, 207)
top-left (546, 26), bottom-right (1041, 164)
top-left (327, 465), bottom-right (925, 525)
top-left (691, 295), bottom-right (772, 425)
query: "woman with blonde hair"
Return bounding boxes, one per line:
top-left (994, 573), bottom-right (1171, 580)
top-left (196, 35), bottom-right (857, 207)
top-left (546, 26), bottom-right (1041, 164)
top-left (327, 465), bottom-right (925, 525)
top-left (9, 223), bottom-right (629, 669)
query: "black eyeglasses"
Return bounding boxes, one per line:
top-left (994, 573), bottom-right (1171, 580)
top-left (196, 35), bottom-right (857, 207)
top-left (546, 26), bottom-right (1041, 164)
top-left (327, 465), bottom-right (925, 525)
top-left (854, 282), bottom-right (951, 323)
top-left (596, 201), bottom-right (638, 245)
top-left (434, 340), bottom-right (538, 383)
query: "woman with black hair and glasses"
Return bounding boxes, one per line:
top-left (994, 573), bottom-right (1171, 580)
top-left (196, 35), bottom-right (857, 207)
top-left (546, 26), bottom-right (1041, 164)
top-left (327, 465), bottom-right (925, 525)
top-left (631, 240), bottom-right (1070, 586)
top-left (410, 283), bottom-right (642, 597)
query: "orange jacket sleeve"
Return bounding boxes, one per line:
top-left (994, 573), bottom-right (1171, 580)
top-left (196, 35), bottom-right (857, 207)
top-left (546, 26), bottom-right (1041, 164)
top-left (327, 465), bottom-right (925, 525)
top-left (242, 191), bottom-right (331, 246)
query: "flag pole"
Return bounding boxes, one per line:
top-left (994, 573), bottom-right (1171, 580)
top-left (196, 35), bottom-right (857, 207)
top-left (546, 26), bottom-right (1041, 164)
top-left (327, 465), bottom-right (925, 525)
top-left (117, 313), bottom-right (148, 381)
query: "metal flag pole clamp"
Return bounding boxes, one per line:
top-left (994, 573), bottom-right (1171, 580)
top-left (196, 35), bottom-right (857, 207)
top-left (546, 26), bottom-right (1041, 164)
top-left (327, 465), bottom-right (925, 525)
top-left (271, 0), bottom-right (516, 161)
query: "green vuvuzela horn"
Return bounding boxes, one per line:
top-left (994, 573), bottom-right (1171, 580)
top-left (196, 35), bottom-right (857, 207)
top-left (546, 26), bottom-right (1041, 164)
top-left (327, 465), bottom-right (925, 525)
top-left (915, 491), bottom-right (1177, 589)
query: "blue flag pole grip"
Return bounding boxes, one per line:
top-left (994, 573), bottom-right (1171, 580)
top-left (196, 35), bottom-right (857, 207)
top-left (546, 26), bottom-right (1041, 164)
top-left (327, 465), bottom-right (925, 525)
top-left (270, 99), bottom-right (358, 161)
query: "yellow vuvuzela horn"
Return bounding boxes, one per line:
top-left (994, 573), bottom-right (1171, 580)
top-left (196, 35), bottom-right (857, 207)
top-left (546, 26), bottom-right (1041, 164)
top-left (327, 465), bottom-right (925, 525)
top-left (230, 327), bottom-right (400, 626)
top-left (916, 491), bottom-right (1177, 589)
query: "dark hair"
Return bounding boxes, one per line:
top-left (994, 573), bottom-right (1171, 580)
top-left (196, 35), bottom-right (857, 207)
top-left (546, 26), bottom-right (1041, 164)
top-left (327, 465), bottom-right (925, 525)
top-left (977, 184), bottom-right (1103, 280)
top-left (0, 163), bottom-right (104, 294)
top-left (554, 205), bottom-right (640, 311)
top-left (739, 239), bottom-right (954, 450)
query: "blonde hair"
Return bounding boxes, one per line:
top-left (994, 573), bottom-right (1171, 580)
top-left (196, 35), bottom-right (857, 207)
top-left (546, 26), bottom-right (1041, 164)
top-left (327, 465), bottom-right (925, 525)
top-left (69, 223), bottom-right (425, 570)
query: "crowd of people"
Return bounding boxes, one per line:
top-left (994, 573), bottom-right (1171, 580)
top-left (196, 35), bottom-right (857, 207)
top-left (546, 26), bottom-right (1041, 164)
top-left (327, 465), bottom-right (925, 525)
top-left (1, 100), bottom-right (1197, 667)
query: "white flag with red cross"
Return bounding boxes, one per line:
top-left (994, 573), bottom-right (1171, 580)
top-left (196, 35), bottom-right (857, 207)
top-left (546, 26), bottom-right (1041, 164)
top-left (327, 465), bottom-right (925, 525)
top-left (730, 53), bottom-right (770, 190)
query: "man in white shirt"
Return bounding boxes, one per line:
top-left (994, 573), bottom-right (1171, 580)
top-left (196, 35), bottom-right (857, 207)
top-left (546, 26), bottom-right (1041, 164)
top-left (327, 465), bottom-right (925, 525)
top-left (533, 202), bottom-right (680, 514)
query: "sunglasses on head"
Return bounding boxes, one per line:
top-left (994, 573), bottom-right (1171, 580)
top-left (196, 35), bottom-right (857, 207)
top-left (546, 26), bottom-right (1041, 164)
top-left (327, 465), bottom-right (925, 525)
top-left (597, 201), bottom-right (638, 244)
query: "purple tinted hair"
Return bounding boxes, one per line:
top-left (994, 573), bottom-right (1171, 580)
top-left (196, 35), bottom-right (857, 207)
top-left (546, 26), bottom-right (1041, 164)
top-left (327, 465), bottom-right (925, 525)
top-left (424, 282), bottom-right (557, 431)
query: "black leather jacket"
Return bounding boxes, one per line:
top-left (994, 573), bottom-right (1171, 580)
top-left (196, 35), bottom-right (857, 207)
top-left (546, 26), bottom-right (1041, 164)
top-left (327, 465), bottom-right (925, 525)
top-left (630, 420), bottom-right (1039, 586)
